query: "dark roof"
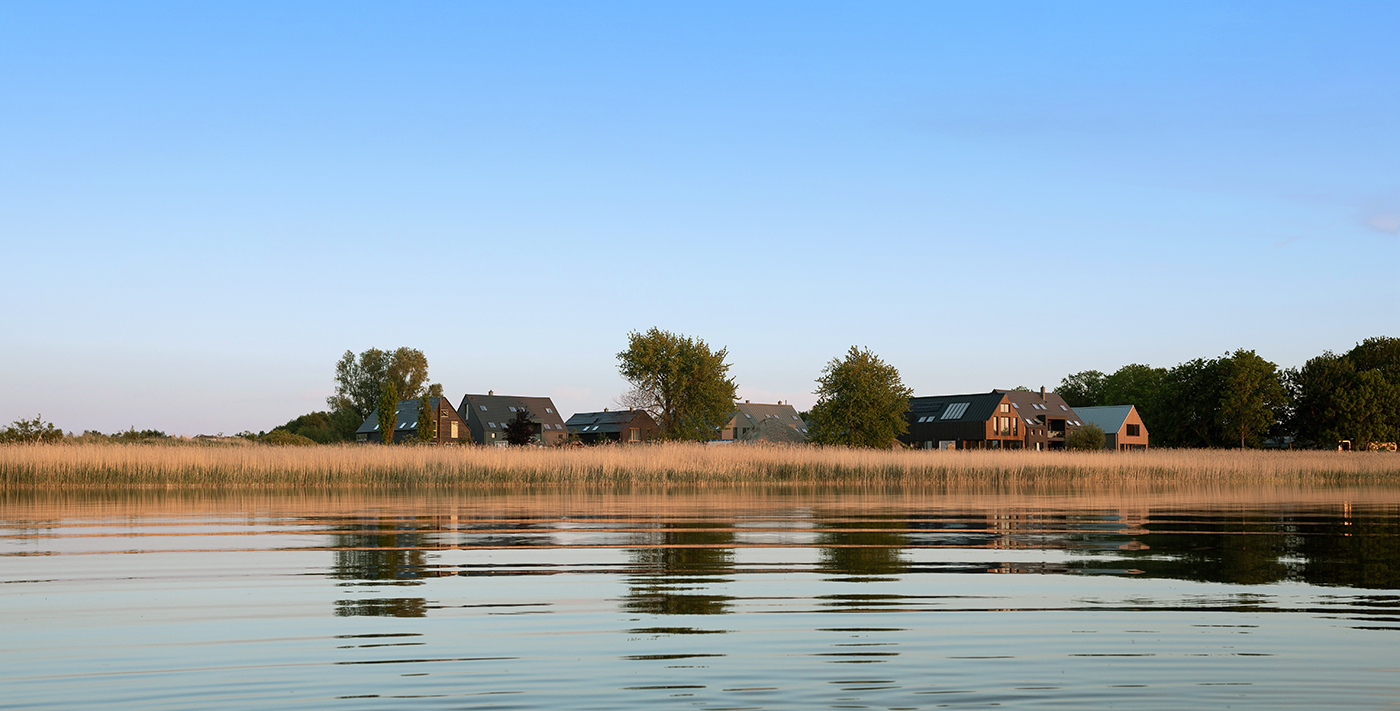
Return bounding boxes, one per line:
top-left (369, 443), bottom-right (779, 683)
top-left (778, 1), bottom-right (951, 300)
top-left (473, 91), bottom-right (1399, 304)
top-left (906, 391), bottom-right (1006, 424)
top-left (458, 393), bottom-right (567, 429)
top-left (995, 389), bottom-right (1086, 428)
top-left (732, 402), bottom-right (807, 431)
top-left (565, 409), bottom-right (655, 434)
top-left (355, 397), bottom-right (446, 435)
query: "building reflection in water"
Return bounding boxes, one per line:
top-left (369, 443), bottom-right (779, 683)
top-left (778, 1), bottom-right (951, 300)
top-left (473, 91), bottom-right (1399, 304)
top-left (622, 522), bottom-right (735, 616)
top-left (331, 517), bottom-right (432, 618)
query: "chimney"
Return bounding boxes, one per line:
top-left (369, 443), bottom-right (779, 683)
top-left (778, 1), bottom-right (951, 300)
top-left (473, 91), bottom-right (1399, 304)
top-left (1040, 386), bottom-right (1045, 400)
top-left (603, 408), bottom-right (609, 412)
top-left (746, 400), bottom-right (750, 404)
top-left (488, 390), bottom-right (494, 396)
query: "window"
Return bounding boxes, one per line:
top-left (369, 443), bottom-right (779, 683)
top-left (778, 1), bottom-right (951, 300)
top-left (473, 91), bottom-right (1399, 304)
top-left (488, 422), bottom-right (497, 428)
top-left (792, 415), bottom-right (799, 420)
top-left (628, 428), bottom-right (640, 442)
top-left (941, 402), bottom-right (970, 419)
top-left (451, 422), bottom-right (458, 438)
top-left (509, 407), bottom-right (517, 413)
top-left (480, 405), bottom-right (487, 411)
top-left (1060, 405), bottom-right (1069, 411)
top-left (1000, 403), bottom-right (1009, 413)
top-left (545, 408), bottom-right (553, 413)
top-left (1126, 424), bottom-right (1141, 437)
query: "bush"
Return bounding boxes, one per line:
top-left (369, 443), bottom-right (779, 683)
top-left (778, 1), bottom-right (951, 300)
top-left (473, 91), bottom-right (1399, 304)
top-left (0, 415), bottom-right (65, 443)
top-left (260, 429), bottom-right (319, 446)
top-left (1066, 423), bottom-right (1106, 451)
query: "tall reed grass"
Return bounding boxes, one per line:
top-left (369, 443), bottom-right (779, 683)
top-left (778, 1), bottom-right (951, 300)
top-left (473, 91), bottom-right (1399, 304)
top-left (3, 441), bottom-right (1398, 490)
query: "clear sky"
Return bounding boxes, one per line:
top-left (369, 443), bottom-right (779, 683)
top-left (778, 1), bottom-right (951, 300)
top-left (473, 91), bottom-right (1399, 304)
top-left (2, 1), bottom-right (1396, 436)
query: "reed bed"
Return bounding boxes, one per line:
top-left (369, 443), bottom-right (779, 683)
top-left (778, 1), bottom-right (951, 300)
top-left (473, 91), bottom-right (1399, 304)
top-left (3, 441), bottom-right (1399, 491)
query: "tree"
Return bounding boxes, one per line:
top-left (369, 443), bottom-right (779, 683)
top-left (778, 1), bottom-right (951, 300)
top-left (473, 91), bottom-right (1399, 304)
top-left (1101, 363), bottom-right (1167, 435)
top-left (1289, 340), bottom-right (1400, 448)
top-left (1065, 423), bottom-right (1105, 450)
top-left (0, 415), bottom-right (64, 444)
top-left (807, 346), bottom-right (912, 448)
top-left (377, 383), bottom-right (398, 445)
top-left (1152, 357), bottom-right (1228, 448)
top-left (329, 347), bottom-right (435, 421)
top-left (1218, 349), bottom-right (1288, 449)
top-left (616, 328), bottom-right (738, 441)
top-left (503, 408), bottom-right (536, 446)
top-left (417, 395), bottom-right (436, 443)
top-left (1058, 370), bottom-right (1107, 408)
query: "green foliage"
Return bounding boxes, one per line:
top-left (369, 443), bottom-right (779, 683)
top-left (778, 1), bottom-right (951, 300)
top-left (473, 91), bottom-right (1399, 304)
top-left (503, 408), bottom-right (536, 446)
top-left (417, 396), bottom-right (436, 443)
top-left (378, 383), bottom-right (398, 445)
top-left (329, 347), bottom-right (434, 421)
top-left (807, 346), bottom-right (912, 448)
top-left (1289, 337), bottom-right (1400, 448)
top-left (1065, 423), bottom-right (1105, 450)
top-left (1057, 371), bottom-right (1107, 408)
top-left (1152, 357), bottom-right (1229, 447)
top-left (617, 328), bottom-right (738, 441)
top-left (115, 427), bottom-right (168, 441)
top-left (1, 415), bottom-right (65, 443)
top-left (260, 429), bottom-right (318, 446)
top-left (1218, 349), bottom-right (1288, 449)
top-left (276, 410), bottom-right (360, 444)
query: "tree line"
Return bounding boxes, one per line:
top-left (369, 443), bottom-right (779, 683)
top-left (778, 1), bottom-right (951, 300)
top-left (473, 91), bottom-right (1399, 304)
top-left (1057, 336), bottom-right (1400, 449)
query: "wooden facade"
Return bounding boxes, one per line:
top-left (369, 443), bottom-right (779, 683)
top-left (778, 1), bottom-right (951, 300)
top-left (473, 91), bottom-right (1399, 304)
top-left (565, 409), bottom-right (659, 444)
top-left (354, 397), bottom-right (468, 444)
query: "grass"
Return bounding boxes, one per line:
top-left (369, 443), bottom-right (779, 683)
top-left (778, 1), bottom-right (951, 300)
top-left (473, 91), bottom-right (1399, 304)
top-left (2, 441), bottom-right (1399, 491)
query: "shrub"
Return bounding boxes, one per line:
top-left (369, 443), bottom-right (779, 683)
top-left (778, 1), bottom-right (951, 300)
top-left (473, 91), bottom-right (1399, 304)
top-left (1066, 423), bottom-right (1106, 451)
top-left (0, 415), bottom-right (64, 444)
top-left (260, 429), bottom-right (319, 446)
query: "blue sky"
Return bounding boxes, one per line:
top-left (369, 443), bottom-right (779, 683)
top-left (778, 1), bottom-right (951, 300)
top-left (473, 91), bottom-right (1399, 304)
top-left (2, 1), bottom-right (1396, 435)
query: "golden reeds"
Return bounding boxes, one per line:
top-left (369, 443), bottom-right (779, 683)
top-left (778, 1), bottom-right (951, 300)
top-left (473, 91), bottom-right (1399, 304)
top-left (2, 441), bottom-right (1399, 491)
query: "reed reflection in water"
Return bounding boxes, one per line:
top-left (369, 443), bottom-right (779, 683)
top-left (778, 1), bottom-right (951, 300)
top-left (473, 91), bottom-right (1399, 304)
top-left (3, 487), bottom-right (1399, 710)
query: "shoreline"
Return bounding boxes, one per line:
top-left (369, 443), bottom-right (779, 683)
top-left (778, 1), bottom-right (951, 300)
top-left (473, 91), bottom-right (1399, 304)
top-left (3, 441), bottom-right (1399, 491)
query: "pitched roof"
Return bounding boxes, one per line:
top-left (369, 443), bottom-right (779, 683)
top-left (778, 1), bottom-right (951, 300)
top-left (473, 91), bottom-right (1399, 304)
top-left (732, 402), bottom-right (806, 430)
top-left (906, 391), bottom-right (1005, 424)
top-left (565, 409), bottom-right (654, 434)
top-left (1073, 405), bottom-right (1134, 433)
top-left (355, 397), bottom-right (445, 435)
top-left (458, 393), bottom-right (567, 429)
top-left (995, 389), bottom-right (1085, 428)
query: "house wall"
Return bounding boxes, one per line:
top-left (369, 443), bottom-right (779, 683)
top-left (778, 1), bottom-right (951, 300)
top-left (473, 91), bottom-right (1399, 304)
top-left (1116, 408), bottom-right (1150, 450)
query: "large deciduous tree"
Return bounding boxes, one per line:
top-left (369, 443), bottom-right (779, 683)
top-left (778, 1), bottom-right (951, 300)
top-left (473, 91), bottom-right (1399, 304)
top-left (1289, 337), bottom-right (1400, 448)
top-left (329, 347), bottom-right (436, 421)
top-left (1057, 370), bottom-right (1107, 408)
top-left (807, 346), bottom-right (912, 448)
top-left (1218, 349), bottom-right (1288, 449)
top-left (616, 328), bottom-right (738, 441)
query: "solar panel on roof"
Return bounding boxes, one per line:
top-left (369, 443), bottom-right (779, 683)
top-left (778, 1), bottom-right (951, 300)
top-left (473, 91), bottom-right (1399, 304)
top-left (941, 402), bottom-right (970, 419)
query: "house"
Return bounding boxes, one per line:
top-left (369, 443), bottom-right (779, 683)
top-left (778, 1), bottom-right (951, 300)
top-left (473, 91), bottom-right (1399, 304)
top-left (565, 408), bottom-right (659, 444)
top-left (354, 397), bottom-right (469, 444)
top-left (457, 391), bottom-right (568, 446)
top-left (898, 391), bottom-right (1026, 450)
top-left (1074, 405), bottom-right (1150, 451)
top-left (995, 388), bottom-right (1087, 451)
top-left (716, 401), bottom-right (808, 441)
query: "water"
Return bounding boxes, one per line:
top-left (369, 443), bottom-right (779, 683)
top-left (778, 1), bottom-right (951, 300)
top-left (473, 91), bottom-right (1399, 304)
top-left (3, 488), bottom-right (1399, 709)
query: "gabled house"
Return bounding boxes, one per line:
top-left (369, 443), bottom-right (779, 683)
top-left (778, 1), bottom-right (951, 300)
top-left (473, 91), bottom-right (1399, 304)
top-left (716, 400), bottom-right (808, 441)
top-left (899, 391), bottom-right (1025, 450)
top-left (1074, 405), bottom-right (1149, 451)
top-left (355, 397), bottom-right (468, 444)
top-left (565, 408), bottom-right (659, 444)
top-left (457, 391), bottom-right (568, 446)
top-left (996, 388), bottom-right (1086, 451)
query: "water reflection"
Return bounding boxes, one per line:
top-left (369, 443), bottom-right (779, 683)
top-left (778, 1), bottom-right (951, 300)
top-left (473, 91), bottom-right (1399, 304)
top-left (816, 517), bottom-right (910, 581)
top-left (331, 519), bottom-right (432, 617)
top-left (623, 522), bottom-right (735, 616)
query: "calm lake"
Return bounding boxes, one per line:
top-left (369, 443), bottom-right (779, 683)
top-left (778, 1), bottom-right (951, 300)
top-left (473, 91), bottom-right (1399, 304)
top-left (3, 487), bottom-right (1399, 709)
